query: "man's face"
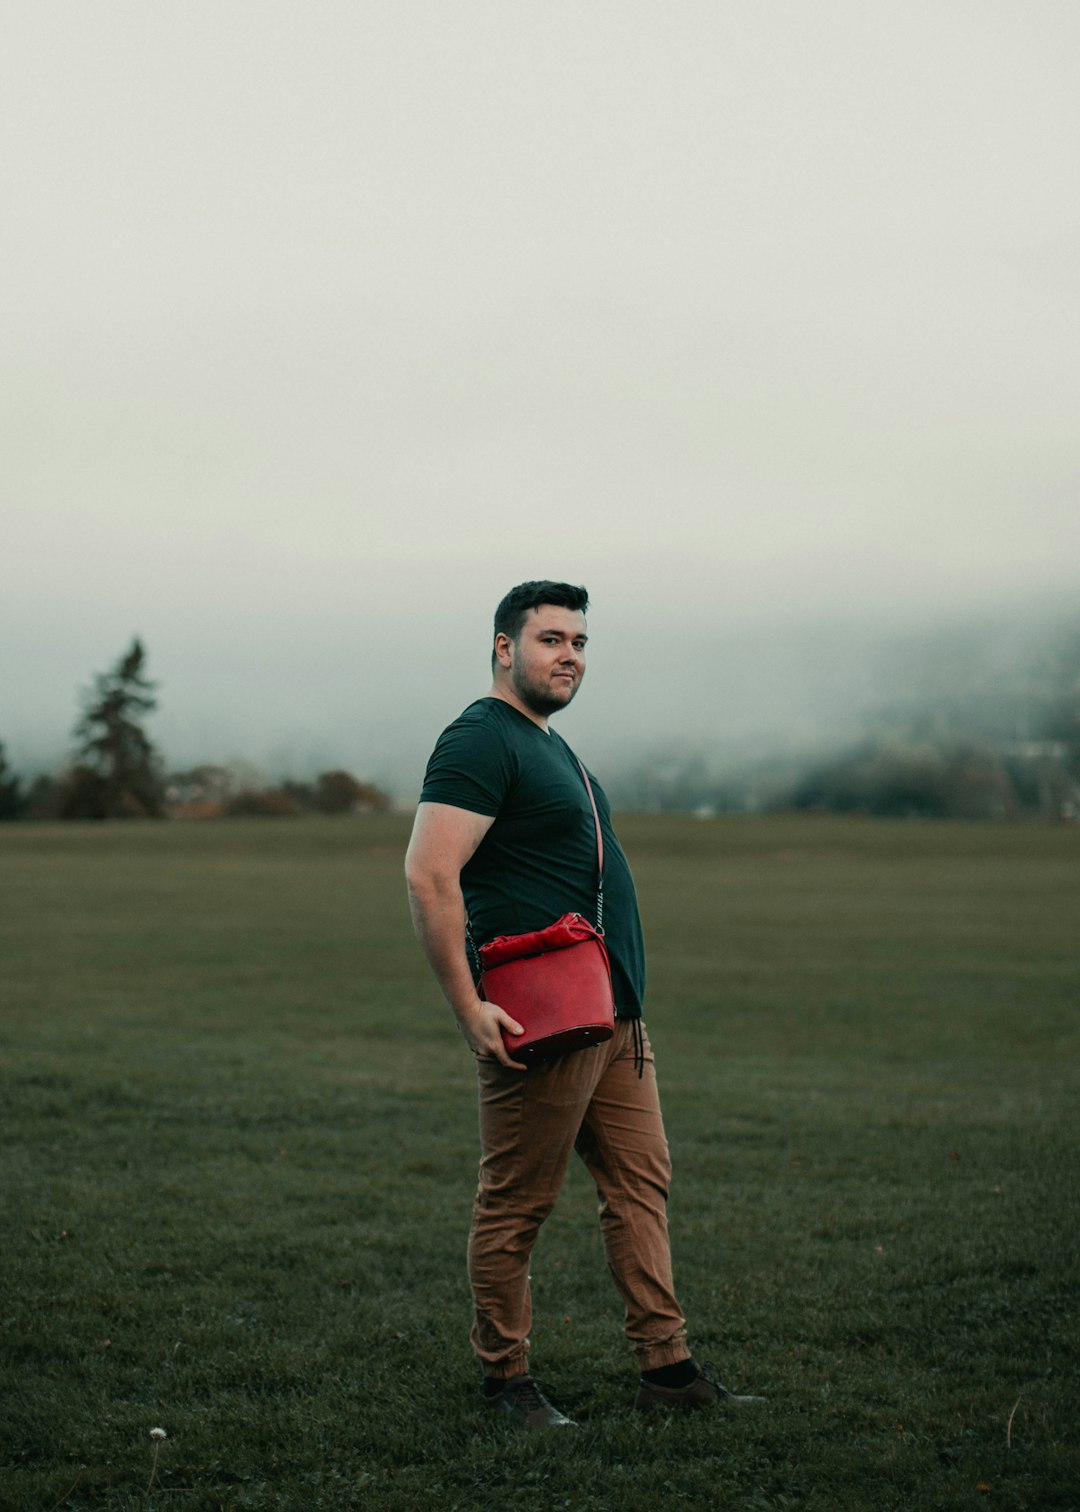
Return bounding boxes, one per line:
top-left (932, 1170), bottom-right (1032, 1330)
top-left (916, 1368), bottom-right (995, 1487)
top-left (503, 605), bottom-right (588, 718)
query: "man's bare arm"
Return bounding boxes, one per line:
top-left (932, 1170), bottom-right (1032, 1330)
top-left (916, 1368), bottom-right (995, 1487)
top-left (404, 801), bottom-right (526, 1070)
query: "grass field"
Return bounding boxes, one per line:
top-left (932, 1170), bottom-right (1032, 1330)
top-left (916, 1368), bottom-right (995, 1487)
top-left (1, 814), bottom-right (1078, 1512)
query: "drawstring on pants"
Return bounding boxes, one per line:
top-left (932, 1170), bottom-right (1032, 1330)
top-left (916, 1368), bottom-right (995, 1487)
top-left (631, 1017), bottom-right (645, 1079)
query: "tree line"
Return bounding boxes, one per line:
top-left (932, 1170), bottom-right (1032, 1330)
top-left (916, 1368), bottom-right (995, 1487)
top-left (607, 618), bottom-right (1080, 821)
top-left (5, 627), bottom-right (1078, 824)
top-left (0, 640), bottom-right (390, 821)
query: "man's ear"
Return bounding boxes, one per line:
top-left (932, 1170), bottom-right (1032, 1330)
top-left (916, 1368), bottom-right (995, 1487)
top-left (493, 632), bottom-right (514, 671)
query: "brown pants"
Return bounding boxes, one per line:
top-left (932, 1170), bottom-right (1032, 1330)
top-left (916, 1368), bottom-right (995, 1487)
top-left (468, 1019), bottom-right (690, 1378)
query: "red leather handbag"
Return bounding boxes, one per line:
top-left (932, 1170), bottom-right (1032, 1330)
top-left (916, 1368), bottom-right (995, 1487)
top-left (478, 912), bottom-right (615, 1061)
top-left (471, 761), bottom-right (616, 1063)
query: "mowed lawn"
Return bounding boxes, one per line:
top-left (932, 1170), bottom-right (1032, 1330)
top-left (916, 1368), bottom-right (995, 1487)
top-left (1, 815), bottom-right (1077, 1512)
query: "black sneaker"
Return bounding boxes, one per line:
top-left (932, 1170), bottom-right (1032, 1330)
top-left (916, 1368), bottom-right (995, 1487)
top-left (634, 1363), bottom-right (763, 1412)
top-left (483, 1375), bottom-right (575, 1428)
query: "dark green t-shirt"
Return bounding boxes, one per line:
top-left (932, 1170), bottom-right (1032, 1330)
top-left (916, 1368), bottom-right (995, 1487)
top-left (419, 698), bottom-right (646, 1020)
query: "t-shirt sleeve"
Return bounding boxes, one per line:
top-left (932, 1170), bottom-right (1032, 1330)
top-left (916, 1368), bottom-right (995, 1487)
top-left (419, 715), bottom-right (515, 817)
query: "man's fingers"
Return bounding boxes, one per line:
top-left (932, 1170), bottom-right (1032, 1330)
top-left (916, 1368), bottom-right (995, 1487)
top-left (477, 1039), bottom-right (527, 1072)
top-left (489, 1002), bottom-right (524, 1038)
top-left (479, 1002), bottom-right (527, 1070)
top-left (462, 1001), bottom-right (527, 1070)
top-left (488, 1016), bottom-right (526, 1071)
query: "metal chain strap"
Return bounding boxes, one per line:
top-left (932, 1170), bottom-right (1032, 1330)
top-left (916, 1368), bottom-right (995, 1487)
top-left (464, 918), bottom-right (483, 977)
top-left (576, 758), bottom-right (606, 936)
top-left (465, 754), bottom-right (607, 965)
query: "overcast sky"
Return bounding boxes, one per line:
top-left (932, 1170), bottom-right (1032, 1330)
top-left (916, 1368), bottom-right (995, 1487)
top-left (4, 2), bottom-right (1078, 793)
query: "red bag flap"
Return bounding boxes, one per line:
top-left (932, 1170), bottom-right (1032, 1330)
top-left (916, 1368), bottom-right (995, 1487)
top-left (478, 912), bottom-right (600, 969)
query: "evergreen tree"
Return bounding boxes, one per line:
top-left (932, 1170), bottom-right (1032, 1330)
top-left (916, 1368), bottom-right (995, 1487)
top-left (63, 639), bottom-right (165, 818)
top-left (0, 742), bottom-right (24, 820)
top-left (23, 774), bottom-right (60, 821)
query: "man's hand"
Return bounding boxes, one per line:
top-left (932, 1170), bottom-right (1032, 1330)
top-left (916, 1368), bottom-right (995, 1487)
top-left (457, 997), bottom-right (528, 1072)
top-left (405, 801), bottom-right (528, 1071)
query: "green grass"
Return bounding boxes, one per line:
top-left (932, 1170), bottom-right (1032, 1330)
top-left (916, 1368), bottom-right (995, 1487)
top-left (1, 814), bottom-right (1077, 1512)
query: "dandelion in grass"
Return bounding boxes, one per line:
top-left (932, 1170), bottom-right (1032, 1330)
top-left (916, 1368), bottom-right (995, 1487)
top-left (144, 1427), bottom-right (167, 1510)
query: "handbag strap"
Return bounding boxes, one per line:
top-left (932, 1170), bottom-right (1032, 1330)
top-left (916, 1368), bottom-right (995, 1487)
top-left (575, 758), bottom-right (605, 933)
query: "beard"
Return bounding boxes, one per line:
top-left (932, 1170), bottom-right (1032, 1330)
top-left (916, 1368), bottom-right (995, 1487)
top-left (511, 661), bottom-right (581, 718)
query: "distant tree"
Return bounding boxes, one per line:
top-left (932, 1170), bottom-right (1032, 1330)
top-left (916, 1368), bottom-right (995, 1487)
top-left (0, 742), bottom-right (24, 820)
top-left (62, 639), bottom-right (165, 819)
top-left (163, 765), bottom-right (233, 818)
top-left (788, 739), bottom-right (1021, 820)
top-left (938, 746), bottom-right (1015, 820)
top-left (280, 779), bottom-right (316, 811)
top-left (57, 765), bottom-right (110, 820)
top-left (313, 769), bottom-right (391, 814)
top-left (224, 789), bottom-right (303, 818)
top-left (22, 774), bottom-right (61, 820)
top-left (791, 742), bottom-right (948, 818)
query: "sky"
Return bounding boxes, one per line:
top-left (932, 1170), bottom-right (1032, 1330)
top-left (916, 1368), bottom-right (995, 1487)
top-left (4, 2), bottom-right (1079, 795)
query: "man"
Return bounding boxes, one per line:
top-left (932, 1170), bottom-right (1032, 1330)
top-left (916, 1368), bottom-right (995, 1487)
top-left (405, 581), bottom-right (755, 1427)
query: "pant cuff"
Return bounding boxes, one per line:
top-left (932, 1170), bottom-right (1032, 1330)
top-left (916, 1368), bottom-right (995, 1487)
top-left (478, 1351), bottom-right (530, 1381)
top-left (636, 1342), bottom-right (694, 1372)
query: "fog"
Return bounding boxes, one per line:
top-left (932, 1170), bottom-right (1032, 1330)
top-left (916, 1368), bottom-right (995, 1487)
top-left (8, 584), bottom-right (1077, 806)
top-left (4, 4), bottom-right (1078, 797)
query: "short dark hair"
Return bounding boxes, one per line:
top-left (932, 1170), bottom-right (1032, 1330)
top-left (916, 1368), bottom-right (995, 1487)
top-left (492, 581), bottom-right (589, 667)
